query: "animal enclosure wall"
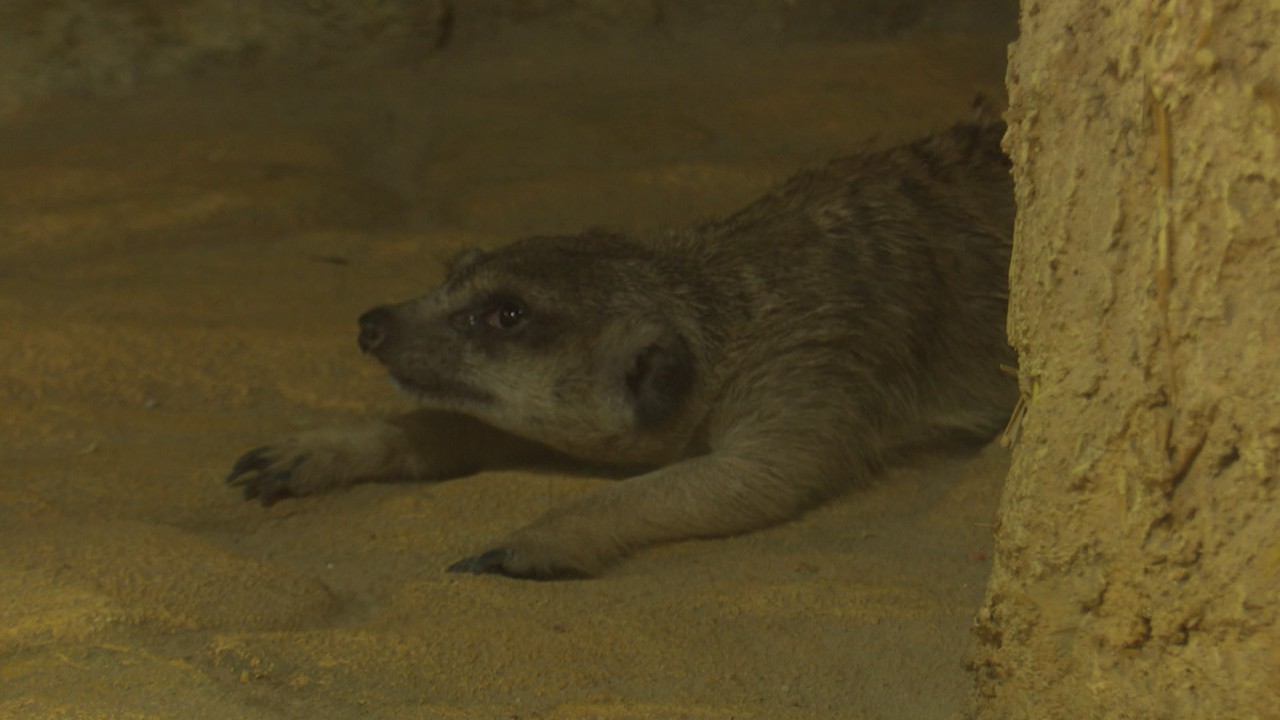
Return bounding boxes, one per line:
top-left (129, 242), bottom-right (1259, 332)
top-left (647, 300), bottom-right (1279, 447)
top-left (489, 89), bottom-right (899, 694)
top-left (973, 0), bottom-right (1280, 717)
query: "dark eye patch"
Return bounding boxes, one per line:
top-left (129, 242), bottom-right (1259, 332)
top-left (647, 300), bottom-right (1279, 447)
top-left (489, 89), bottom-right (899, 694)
top-left (450, 293), bottom-right (530, 335)
top-left (485, 300), bottom-right (526, 330)
top-left (449, 290), bottom-right (564, 353)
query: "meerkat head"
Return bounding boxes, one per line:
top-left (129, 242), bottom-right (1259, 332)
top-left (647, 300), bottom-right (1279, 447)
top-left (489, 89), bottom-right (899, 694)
top-left (356, 232), bottom-right (697, 459)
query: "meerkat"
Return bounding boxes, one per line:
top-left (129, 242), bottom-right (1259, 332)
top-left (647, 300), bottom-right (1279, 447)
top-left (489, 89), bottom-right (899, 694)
top-left (226, 109), bottom-right (1017, 579)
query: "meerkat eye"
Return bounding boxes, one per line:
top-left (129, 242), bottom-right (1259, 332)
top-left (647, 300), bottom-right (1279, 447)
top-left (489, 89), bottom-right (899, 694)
top-left (486, 301), bottom-right (526, 330)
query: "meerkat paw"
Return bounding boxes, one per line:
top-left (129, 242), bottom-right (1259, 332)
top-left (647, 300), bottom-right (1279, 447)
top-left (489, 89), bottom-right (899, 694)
top-left (225, 426), bottom-right (401, 506)
top-left (226, 444), bottom-right (300, 506)
top-left (447, 523), bottom-right (625, 580)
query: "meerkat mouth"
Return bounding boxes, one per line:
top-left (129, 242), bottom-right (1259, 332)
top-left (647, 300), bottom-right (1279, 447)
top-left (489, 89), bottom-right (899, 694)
top-left (388, 371), bottom-right (493, 406)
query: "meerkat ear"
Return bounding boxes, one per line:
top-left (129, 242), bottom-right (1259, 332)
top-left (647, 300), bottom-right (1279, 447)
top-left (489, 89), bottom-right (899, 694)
top-left (624, 330), bottom-right (694, 428)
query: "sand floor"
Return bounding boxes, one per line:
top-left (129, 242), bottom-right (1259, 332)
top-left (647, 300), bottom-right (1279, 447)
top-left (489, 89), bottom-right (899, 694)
top-left (1, 30), bottom-right (1010, 719)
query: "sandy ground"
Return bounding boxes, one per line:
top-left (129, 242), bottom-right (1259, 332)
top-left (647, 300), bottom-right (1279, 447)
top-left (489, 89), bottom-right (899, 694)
top-left (1, 31), bottom-right (1010, 719)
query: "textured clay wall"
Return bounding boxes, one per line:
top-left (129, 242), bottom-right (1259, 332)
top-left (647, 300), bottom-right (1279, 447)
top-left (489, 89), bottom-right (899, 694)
top-left (973, 0), bottom-right (1280, 717)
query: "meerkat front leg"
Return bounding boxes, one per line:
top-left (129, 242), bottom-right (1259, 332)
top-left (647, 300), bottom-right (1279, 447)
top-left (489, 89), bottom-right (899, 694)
top-left (448, 416), bottom-right (877, 579)
top-left (226, 410), bottom-right (561, 506)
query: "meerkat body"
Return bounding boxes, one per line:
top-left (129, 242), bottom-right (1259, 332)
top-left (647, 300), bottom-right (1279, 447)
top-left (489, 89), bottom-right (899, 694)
top-left (227, 116), bottom-right (1017, 579)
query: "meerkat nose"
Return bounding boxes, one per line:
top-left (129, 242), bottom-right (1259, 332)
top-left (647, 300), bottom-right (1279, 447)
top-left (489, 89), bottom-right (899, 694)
top-left (357, 306), bottom-right (395, 354)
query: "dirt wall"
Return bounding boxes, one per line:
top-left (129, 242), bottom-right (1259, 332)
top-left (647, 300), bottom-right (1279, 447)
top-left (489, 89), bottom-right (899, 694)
top-left (973, 1), bottom-right (1280, 717)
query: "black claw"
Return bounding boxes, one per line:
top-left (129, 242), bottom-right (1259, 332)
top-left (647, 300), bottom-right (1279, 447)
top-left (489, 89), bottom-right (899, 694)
top-left (226, 446), bottom-right (273, 484)
top-left (227, 446), bottom-right (305, 508)
top-left (238, 470), bottom-right (294, 507)
top-left (447, 549), bottom-right (512, 575)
